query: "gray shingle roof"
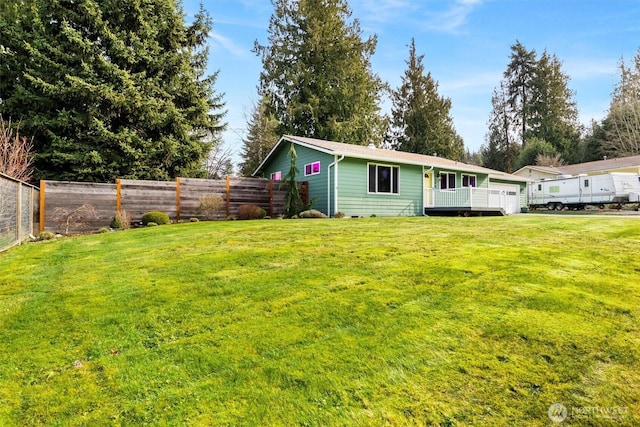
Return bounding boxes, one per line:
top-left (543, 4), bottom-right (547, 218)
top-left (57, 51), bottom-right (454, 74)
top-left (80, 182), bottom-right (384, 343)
top-left (281, 135), bottom-right (529, 182)
top-left (515, 155), bottom-right (640, 176)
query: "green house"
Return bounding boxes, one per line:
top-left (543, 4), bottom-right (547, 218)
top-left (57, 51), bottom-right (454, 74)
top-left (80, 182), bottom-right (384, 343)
top-left (255, 136), bottom-right (530, 217)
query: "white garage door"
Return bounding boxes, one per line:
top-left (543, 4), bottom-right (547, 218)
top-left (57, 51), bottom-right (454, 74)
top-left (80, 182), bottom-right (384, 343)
top-left (488, 183), bottom-right (521, 214)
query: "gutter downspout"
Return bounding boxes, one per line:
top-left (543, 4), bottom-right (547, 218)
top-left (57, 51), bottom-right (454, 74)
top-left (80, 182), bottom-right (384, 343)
top-left (327, 154), bottom-right (345, 216)
top-left (423, 165), bottom-right (434, 215)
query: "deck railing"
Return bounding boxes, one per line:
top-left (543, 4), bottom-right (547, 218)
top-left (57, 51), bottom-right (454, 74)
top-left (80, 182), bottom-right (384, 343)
top-left (425, 187), bottom-right (507, 209)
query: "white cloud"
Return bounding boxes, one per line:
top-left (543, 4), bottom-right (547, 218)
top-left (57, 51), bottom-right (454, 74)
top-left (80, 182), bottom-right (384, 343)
top-left (441, 70), bottom-right (502, 94)
top-left (210, 31), bottom-right (250, 58)
top-left (423, 0), bottom-right (483, 34)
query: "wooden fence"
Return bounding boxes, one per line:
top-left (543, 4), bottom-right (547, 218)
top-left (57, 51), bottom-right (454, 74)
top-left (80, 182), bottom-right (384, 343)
top-left (1, 172), bottom-right (39, 251)
top-left (40, 177), bottom-right (308, 233)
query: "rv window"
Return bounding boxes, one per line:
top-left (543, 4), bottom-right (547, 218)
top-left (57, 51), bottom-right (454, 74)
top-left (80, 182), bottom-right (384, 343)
top-left (537, 184), bottom-right (542, 191)
top-left (584, 179), bottom-right (589, 188)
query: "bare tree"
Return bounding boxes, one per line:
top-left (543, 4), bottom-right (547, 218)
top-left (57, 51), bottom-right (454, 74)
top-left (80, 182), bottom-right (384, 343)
top-left (604, 50), bottom-right (640, 157)
top-left (535, 153), bottom-right (565, 167)
top-left (203, 142), bottom-right (234, 179)
top-left (51, 204), bottom-right (98, 234)
top-left (0, 118), bottom-right (34, 182)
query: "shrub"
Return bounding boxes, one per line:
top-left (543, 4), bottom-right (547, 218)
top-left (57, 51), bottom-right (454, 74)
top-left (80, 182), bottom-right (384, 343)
top-left (141, 211), bottom-right (170, 226)
top-left (299, 209), bottom-right (328, 218)
top-left (197, 195), bottom-right (224, 220)
top-left (38, 231), bottom-right (56, 241)
top-left (97, 227), bottom-right (110, 234)
top-left (111, 209), bottom-right (132, 230)
top-left (237, 204), bottom-right (266, 220)
top-left (334, 211), bottom-right (345, 218)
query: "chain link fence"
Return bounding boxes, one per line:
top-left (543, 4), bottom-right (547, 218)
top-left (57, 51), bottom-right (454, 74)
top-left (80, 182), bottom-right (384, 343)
top-left (0, 172), bottom-right (39, 252)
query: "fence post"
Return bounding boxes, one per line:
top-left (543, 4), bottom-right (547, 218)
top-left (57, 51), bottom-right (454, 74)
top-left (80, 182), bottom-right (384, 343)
top-left (175, 177), bottom-right (181, 222)
top-left (16, 182), bottom-right (22, 241)
top-left (269, 180), bottom-right (274, 217)
top-left (301, 182), bottom-right (309, 206)
top-left (116, 179), bottom-right (121, 213)
top-left (225, 175), bottom-right (231, 217)
top-left (39, 180), bottom-right (45, 233)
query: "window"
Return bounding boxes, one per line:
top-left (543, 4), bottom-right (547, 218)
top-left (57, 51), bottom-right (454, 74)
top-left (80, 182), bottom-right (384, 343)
top-left (270, 171), bottom-right (282, 181)
top-left (439, 172), bottom-right (456, 190)
top-left (537, 184), bottom-right (542, 191)
top-left (304, 161), bottom-right (321, 176)
top-left (462, 174), bottom-right (476, 187)
top-left (368, 163), bottom-right (399, 194)
top-left (584, 179), bottom-right (589, 188)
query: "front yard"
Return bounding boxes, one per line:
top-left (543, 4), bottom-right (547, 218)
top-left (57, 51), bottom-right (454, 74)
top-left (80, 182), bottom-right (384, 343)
top-left (0, 216), bottom-right (638, 425)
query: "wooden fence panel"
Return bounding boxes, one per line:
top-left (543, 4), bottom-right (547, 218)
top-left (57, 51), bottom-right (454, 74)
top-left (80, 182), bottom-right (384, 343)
top-left (228, 178), bottom-right (271, 217)
top-left (119, 179), bottom-right (177, 221)
top-left (41, 177), bottom-right (308, 233)
top-left (43, 181), bottom-right (116, 232)
top-left (179, 178), bottom-right (227, 219)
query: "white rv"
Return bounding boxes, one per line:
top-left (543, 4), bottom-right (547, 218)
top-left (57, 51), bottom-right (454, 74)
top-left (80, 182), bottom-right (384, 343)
top-left (528, 172), bottom-right (640, 210)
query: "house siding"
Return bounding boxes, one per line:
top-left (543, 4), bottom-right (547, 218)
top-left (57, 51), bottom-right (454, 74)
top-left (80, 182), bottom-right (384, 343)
top-left (260, 142), bottom-right (334, 215)
top-left (431, 167), bottom-right (489, 189)
top-left (334, 158), bottom-right (423, 217)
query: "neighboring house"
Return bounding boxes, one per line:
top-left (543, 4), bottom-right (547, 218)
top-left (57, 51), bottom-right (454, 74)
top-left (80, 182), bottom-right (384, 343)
top-left (255, 135), bottom-right (529, 217)
top-left (514, 155), bottom-right (640, 180)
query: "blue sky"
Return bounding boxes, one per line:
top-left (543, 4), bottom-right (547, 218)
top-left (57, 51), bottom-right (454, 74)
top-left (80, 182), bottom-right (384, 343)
top-left (183, 0), bottom-right (640, 163)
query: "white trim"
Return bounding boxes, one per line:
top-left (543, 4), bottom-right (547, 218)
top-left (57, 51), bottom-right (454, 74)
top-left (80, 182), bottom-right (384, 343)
top-left (367, 162), bottom-right (400, 195)
top-left (304, 161), bottom-right (321, 176)
top-left (462, 173), bottom-right (477, 188)
top-left (327, 155), bottom-right (344, 215)
top-left (270, 171), bottom-right (282, 181)
top-left (439, 171), bottom-right (457, 190)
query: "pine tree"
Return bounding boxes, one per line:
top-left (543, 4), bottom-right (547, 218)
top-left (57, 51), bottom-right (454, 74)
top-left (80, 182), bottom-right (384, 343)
top-left (239, 99), bottom-right (280, 176)
top-left (389, 39), bottom-right (464, 160)
top-left (483, 83), bottom-right (519, 172)
top-left (529, 51), bottom-right (580, 158)
top-left (0, 0), bottom-right (226, 181)
top-left (485, 41), bottom-right (581, 170)
top-left (504, 41), bottom-right (537, 147)
top-left (254, 0), bottom-right (385, 145)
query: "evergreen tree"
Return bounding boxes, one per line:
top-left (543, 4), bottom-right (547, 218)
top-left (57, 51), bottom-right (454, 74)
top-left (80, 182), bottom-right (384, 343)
top-left (483, 83), bottom-right (519, 172)
top-left (0, 0), bottom-right (226, 181)
top-left (389, 39), bottom-right (464, 160)
top-left (254, 0), bottom-right (385, 145)
top-left (529, 51), bottom-right (580, 158)
top-left (239, 99), bottom-right (280, 176)
top-left (485, 41), bottom-right (580, 170)
top-left (282, 143), bottom-right (304, 218)
top-left (513, 137), bottom-right (558, 171)
top-left (504, 41), bottom-right (537, 147)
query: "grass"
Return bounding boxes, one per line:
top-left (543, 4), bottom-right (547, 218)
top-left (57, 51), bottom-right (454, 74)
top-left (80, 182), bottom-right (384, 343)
top-left (0, 216), bottom-right (639, 426)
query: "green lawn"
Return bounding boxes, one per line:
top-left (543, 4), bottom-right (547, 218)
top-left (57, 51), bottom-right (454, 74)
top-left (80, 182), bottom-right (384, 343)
top-left (0, 217), bottom-right (638, 426)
